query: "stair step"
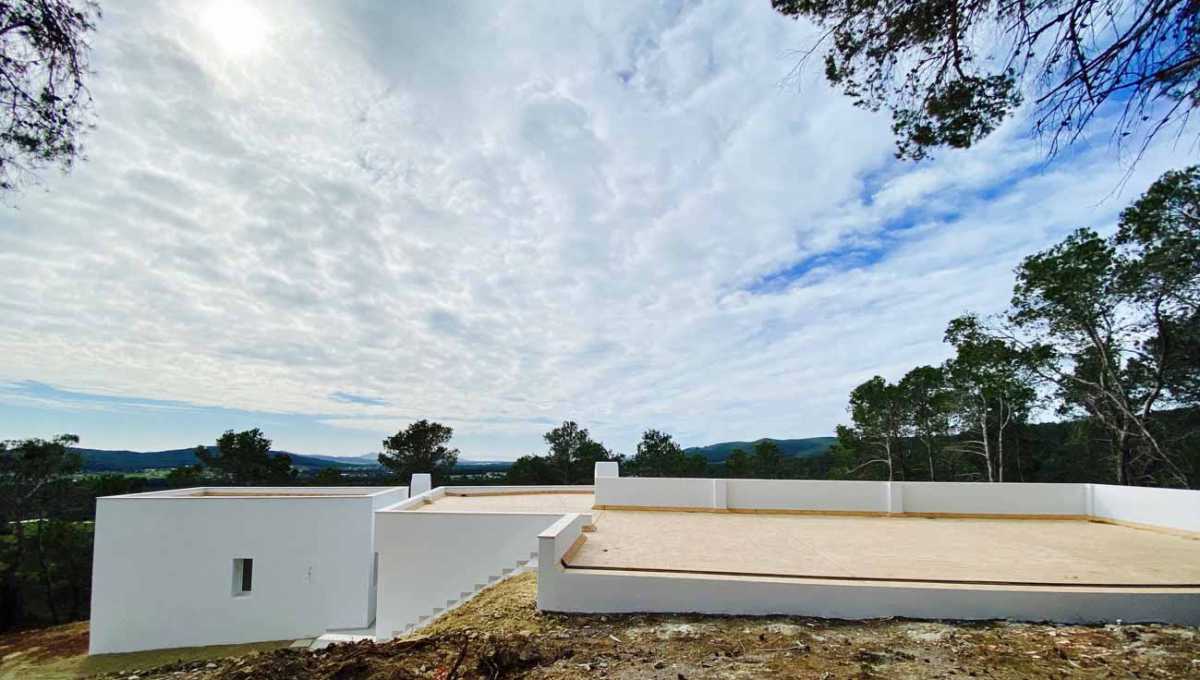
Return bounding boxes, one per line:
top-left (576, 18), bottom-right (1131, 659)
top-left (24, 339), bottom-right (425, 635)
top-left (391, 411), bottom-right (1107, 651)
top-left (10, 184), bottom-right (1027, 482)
top-left (403, 558), bottom-right (546, 637)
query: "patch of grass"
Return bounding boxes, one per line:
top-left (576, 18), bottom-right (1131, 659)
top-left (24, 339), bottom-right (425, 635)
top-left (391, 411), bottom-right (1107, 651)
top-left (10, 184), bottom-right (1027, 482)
top-left (0, 622), bottom-right (292, 680)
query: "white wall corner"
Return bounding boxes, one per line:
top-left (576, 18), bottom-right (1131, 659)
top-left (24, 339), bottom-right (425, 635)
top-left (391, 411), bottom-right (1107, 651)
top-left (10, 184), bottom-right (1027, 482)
top-left (594, 461), bottom-right (619, 478)
top-left (712, 479), bottom-right (728, 510)
top-left (537, 513), bottom-right (589, 611)
top-left (888, 482), bottom-right (904, 514)
top-left (410, 473), bottom-right (432, 497)
top-left (1084, 483), bottom-right (1095, 518)
top-left (537, 532), bottom-right (557, 567)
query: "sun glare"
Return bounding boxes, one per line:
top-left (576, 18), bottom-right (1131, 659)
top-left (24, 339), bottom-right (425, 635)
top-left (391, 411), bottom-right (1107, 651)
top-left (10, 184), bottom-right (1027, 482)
top-left (201, 0), bottom-right (269, 57)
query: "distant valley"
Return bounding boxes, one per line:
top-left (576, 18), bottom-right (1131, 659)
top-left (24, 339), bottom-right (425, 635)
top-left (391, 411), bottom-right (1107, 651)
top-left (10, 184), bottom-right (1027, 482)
top-left (72, 437), bottom-right (836, 473)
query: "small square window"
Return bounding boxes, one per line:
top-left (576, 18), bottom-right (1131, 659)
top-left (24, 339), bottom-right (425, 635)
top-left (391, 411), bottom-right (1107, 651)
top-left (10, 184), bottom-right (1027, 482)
top-left (232, 558), bottom-right (253, 597)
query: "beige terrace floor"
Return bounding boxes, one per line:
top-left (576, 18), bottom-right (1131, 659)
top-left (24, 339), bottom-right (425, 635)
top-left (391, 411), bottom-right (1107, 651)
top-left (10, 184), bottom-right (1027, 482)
top-left (569, 511), bottom-right (1200, 587)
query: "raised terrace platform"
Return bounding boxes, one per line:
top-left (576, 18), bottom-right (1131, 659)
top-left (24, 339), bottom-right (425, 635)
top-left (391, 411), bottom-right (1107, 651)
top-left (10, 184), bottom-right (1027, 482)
top-left (535, 466), bottom-right (1200, 626)
top-left (573, 511), bottom-right (1200, 587)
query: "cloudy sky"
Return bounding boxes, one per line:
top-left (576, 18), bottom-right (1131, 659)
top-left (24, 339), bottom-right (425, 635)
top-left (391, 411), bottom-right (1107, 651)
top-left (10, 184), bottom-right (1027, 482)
top-left (0, 0), bottom-right (1193, 458)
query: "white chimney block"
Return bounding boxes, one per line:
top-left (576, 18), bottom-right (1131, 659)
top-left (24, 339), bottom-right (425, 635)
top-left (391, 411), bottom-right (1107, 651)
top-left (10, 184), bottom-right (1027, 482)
top-left (409, 473), bottom-right (432, 497)
top-left (594, 461), bottom-right (619, 478)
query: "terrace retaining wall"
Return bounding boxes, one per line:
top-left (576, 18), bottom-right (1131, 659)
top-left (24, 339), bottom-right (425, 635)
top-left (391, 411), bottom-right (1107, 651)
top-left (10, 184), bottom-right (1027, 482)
top-left (373, 485), bottom-right (592, 639)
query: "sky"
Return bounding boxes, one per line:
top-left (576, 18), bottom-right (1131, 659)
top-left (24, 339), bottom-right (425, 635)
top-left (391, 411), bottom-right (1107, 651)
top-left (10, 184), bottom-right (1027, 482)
top-left (0, 0), bottom-right (1195, 459)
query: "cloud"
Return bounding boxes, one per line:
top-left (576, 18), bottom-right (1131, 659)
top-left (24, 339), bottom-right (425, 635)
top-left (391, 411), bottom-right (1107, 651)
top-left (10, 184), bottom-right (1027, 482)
top-left (330, 392), bottom-right (389, 407)
top-left (0, 0), bottom-right (1194, 458)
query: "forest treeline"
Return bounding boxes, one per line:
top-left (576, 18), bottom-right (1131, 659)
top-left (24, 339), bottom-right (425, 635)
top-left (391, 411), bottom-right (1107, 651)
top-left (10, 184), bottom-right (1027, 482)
top-left (831, 166), bottom-right (1200, 489)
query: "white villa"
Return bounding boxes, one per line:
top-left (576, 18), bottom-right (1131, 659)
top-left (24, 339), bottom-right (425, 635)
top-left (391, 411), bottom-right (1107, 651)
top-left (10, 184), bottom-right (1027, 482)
top-left (89, 463), bottom-right (1200, 655)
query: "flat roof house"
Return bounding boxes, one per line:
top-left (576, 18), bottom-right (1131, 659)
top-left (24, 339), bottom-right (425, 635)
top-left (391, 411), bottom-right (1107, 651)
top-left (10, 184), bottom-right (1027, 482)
top-left (89, 466), bottom-right (1200, 655)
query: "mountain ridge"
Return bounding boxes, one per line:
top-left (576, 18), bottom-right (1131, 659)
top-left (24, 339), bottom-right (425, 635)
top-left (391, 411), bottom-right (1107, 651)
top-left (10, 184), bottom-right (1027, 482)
top-left (71, 447), bottom-right (378, 472)
top-left (683, 437), bottom-right (836, 462)
top-left (71, 436), bottom-right (837, 472)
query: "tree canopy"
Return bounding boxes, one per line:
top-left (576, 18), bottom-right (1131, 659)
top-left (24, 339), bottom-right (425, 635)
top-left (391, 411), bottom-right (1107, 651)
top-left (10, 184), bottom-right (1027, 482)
top-left (0, 434), bottom-right (81, 509)
top-left (626, 429), bottom-right (706, 477)
top-left (506, 420), bottom-right (620, 484)
top-left (1001, 166), bottom-right (1200, 485)
top-left (195, 428), bottom-right (295, 485)
top-left (773, 0), bottom-right (1199, 161)
top-left (0, 0), bottom-right (99, 192)
top-left (832, 165), bottom-right (1200, 488)
top-left (378, 420), bottom-right (459, 485)
top-left (0, 434), bottom-right (82, 630)
top-left (542, 420), bottom-right (616, 484)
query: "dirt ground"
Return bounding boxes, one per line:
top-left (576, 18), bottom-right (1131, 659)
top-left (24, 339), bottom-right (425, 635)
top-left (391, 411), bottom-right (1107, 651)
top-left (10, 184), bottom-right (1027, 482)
top-left (8, 572), bottom-right (1200, 679)
top-left (81, 573), bottom-right (1200, 679)
top-left (0, 624), bottom-right (290, 680)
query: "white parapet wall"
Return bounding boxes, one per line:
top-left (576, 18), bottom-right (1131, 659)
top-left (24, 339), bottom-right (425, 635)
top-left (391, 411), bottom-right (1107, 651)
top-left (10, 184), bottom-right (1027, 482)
top-left (596, 477), bottom-right (897, 514)
top-left (894, 481), bottom-right (1090, 517)
top-left (1091, 484), bottom-right (1200, 533)
top-left (89, 486), bottom-right (407, 655)
top-left (373, 485), bottom-right (591, 639)
top-left (727, 479), bottom-right (892, 513)
top-left (595, 476), bottom-right (724, 510)
top-left (596, 471), bottom-right (1197, 528)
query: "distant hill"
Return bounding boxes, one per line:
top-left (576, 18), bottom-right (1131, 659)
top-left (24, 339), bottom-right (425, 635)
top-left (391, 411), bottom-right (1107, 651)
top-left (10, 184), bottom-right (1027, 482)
top-left (73, 437), bottom-right (837, 473)
top-left (72, 447), bottom-right (520, 474)
top-left (303, 453), bottom-right (382, 467)
top-left (684, 437), bottom-right (836, 463)
top-left (307, 454), bottom-right (512, 470)
top-left (72, 447), bottom-right (380, 473)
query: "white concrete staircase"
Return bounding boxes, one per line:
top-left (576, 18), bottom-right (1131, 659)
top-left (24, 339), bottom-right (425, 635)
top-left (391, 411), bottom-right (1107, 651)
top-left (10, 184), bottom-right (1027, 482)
top-left (394, 550), bottom-right (539, 637)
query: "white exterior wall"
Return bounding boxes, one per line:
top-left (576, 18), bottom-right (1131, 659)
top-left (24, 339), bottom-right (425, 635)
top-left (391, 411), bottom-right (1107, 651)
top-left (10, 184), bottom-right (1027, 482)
top-left (541, 567), bottom-right (1200, 625)
top-left (595, 476), bottom-right (721, 509)
top-left (595, 473), bottom-right (1136, 520)
top-left (1091, 484), bottom-right (1200, 533)
top-left (895, 482), bottom-right (1088, 516)
top-left (89, 487), bottom-right (406, 654)
top-left (727, 479), bottom-right (891, 512)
